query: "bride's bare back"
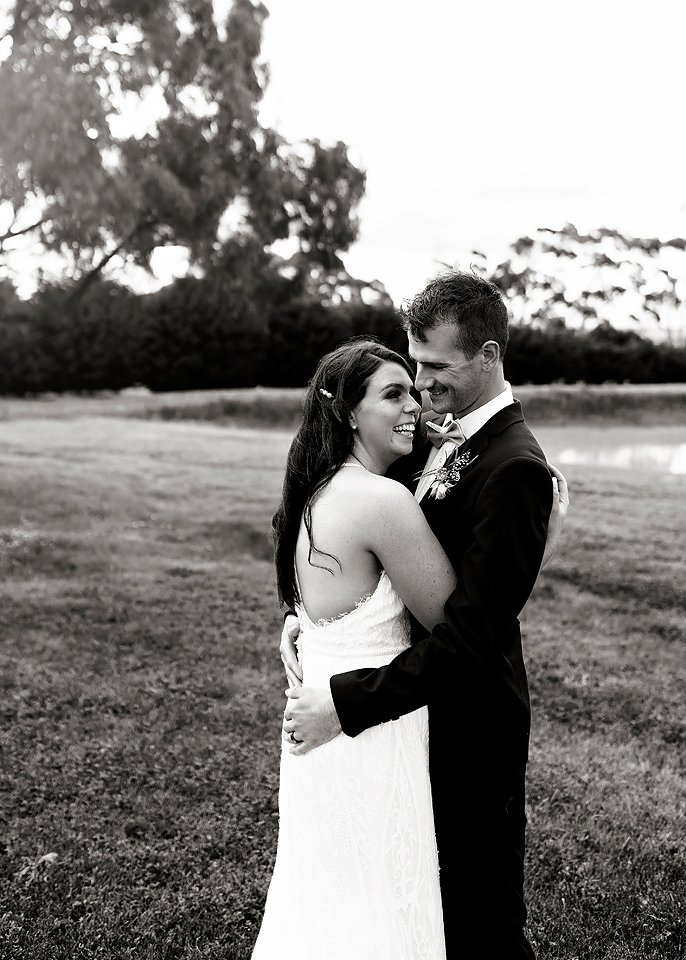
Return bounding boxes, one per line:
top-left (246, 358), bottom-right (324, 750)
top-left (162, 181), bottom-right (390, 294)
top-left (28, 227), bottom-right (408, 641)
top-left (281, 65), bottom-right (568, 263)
top-left (295, 466), bottom-right (456, 630)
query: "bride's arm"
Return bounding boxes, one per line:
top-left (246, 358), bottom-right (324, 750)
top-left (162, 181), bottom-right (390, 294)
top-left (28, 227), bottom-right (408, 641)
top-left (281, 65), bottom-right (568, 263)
top-left (363, 478), bottom-right (457, 632)
top-left (364, 463), bottom-right (568, 626)
top-left (278, 465), bottom-right (464, 688)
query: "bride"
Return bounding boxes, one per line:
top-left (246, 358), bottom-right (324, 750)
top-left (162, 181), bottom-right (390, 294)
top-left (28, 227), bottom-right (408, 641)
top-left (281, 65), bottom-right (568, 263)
top-left (251, 337), bottom-right (565, 959)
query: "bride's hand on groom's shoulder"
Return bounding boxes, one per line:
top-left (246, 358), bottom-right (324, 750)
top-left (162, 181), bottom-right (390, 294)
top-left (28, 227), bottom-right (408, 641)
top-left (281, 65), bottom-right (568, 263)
top-left (550, 463), bottom-right (570, 525)
top-left (542, 464), bottom-right (570, 568)
top-left (281, 614), bottom-right (303, 688)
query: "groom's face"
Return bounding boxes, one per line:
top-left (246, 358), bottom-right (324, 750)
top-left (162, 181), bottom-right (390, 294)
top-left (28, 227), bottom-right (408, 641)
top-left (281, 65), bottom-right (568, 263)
top-left (408, 322), bottom-right (486, 417)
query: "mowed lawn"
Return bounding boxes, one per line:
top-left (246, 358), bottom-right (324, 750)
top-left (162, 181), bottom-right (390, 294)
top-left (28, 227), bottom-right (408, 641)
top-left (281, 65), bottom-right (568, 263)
top-left (0, 415), bottom-right (684, 959)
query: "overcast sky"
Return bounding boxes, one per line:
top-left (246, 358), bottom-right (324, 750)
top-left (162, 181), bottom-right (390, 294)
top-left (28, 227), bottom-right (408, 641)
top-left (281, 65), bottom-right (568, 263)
top-left (254, 0), bottom-right (686, 303)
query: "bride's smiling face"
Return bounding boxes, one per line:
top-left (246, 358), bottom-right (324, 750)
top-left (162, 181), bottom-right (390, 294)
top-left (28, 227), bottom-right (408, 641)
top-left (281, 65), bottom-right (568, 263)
top-left (350, 361), bottom-right (420, 472)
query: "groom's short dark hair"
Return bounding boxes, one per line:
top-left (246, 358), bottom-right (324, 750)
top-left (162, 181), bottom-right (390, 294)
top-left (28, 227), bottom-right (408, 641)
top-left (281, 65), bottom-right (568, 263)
top-left (400, 269), bottom-right (509, 359)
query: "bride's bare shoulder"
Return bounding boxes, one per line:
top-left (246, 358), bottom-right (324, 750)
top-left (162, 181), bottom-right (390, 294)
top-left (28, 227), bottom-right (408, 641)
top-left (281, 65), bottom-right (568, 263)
top-left (330, 468), bottom-right (417, 516)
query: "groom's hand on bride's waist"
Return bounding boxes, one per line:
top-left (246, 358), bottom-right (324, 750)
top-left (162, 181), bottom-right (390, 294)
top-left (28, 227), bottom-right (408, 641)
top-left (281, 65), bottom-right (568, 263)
top-left (280, 614), bottom-right (303, 688)
top-left (282, 686), bottom-right (341, 755)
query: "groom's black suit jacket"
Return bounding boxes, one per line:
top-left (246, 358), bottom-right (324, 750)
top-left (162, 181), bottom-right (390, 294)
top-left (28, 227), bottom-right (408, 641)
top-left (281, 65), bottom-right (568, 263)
top-left (330, 400), bottom-right (552, 958)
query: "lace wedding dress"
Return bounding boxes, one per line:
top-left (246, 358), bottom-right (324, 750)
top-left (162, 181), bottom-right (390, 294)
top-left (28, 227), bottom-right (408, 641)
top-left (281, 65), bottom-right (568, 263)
top-left (252, 572), bottom-right (446, 960)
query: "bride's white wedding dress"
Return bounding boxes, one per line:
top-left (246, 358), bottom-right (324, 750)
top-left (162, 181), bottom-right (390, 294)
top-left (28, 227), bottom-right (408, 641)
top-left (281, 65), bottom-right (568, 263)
top-left (252, 572), bottom-right (446, 960)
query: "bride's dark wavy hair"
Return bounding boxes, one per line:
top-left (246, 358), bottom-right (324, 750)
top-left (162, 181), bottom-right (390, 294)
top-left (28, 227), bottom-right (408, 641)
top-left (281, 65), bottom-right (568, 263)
top-left (273, 336), bottom-right (415, 610)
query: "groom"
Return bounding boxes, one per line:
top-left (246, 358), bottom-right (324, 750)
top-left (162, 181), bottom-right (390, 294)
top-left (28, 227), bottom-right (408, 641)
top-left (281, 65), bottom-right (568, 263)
top-left (281, 269), bottom-right (553, 958)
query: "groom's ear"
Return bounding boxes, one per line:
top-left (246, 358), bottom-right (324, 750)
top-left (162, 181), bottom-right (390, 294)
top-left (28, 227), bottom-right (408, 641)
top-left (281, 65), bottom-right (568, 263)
top-left (480, 340), bottom-right (500, 370)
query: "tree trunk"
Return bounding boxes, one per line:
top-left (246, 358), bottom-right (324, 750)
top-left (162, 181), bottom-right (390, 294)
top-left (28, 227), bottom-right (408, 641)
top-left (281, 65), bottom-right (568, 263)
top-left (67, 220), bottom-right (157, 304)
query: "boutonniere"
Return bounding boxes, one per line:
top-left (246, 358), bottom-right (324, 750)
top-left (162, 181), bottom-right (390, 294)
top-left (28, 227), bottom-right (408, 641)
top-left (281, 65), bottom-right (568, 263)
top-left (427, 448), bottom-right (479, 500)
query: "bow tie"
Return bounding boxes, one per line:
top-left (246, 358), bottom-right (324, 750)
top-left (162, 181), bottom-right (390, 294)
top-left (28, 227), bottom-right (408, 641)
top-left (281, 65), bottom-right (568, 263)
top-left (426, 414), bottom-right (466, 449)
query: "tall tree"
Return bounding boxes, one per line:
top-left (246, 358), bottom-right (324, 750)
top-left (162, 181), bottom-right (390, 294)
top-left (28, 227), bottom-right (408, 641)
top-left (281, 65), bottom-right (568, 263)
top-left (0, 0), bottom-right (371, 300)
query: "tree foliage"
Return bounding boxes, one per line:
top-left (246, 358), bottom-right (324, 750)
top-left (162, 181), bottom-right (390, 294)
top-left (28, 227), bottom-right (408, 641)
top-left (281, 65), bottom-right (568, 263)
top-left (483, 223), bottom-right (686, 345)
top-left (1, 265), bottom-right (684, 394)
top-left (0, 0), bottom-right (373, 302)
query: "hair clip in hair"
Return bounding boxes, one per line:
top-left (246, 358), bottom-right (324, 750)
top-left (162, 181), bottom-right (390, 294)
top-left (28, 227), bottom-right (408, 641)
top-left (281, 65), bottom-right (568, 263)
top-left (319, 388), bottom-right (333, 399)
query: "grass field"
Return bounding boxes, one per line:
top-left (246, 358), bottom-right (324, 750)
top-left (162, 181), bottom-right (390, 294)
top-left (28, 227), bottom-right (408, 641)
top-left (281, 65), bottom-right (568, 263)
top-left (0, 405), bottom-right (684, 959)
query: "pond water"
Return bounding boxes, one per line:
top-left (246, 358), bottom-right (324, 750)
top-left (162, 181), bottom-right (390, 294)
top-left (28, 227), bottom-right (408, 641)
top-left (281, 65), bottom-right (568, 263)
top-left (555, 443), bottom-right (686, 474)
top-left (536, 425), bottom-right (686, 475)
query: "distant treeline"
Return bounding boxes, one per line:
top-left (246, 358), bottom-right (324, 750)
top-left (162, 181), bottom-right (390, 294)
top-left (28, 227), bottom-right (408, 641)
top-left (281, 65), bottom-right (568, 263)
top-left (1, 276), bottom-right (685, 395)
